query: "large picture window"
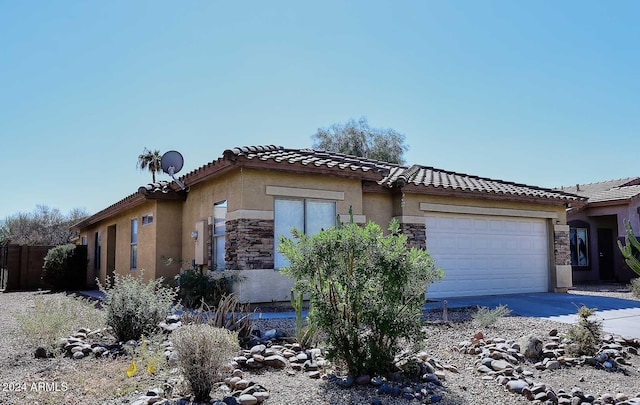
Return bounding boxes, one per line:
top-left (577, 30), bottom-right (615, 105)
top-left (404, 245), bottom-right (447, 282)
top-left (274, 198), bottom-right (336, 269)
top-left (212, 200), bottom-right (227, 270)
top-left (570, 227), bottom-right (589, 266)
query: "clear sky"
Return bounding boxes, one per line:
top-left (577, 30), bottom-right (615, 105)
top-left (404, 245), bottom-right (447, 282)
top-left (1, 1), bottom-right (638, 220)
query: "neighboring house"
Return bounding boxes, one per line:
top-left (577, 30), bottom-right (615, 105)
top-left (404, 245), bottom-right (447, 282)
top-left (72, 145), bottom-right (583, 303)
top-left (559, 178), bottom-right (640, 283)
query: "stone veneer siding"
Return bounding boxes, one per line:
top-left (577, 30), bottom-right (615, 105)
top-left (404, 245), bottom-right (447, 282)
top-left (225, 218), bottom-right (274, 270)
top-left (400, 223), bottom-right (427, 249)
top-left (554, 229), bottom-right (570, 266)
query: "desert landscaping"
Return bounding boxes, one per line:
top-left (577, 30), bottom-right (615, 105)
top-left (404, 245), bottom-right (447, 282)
top-left (2, 284), bottom-right (640, 405)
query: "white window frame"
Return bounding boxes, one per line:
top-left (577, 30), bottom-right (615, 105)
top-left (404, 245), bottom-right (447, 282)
top-left (212, 200), bottom-right (227, 270)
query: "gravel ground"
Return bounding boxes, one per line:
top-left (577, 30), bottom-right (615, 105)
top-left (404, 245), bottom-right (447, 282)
top-left (1, 285), bottom-right (640, 405)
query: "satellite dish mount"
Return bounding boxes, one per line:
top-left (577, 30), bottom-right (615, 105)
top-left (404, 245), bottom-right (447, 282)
top-left (161, 150), bottom-right (186, 190)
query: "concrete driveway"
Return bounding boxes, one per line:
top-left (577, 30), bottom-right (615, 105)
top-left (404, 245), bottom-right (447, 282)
top-left (424, 292), bottom-right (640, 338)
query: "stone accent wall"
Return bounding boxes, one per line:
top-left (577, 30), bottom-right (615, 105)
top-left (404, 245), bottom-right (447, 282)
top-left (226, 219), bottom-right (274, 270)
top-left (400, 223), bottom-right (427, 249)
top-left (554, 228), bottom-right (571, 266)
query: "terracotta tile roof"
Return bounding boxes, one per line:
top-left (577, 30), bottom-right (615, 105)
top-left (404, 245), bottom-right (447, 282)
top-left (219, 146), bottom-right (582, 202)
top-left (381, 164), bottom-right (582, 201)
top-left (223, 145), bottom-right (396, 174)
top-left (75, 145), bottom-right (583, 230)
top-left (557, 177), bottom-right (640, 199)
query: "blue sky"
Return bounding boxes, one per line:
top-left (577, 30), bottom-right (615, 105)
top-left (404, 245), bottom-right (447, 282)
top-left (1, 1), bottom-right (638, 220)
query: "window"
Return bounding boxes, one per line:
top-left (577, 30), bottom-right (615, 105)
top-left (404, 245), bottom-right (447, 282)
top-left (274, 198), bottom-right (336, 269)
top-left (570, 227), bottom-right (589, 266)
top-left (212, 200), bottom-right (227, 270)
top-left (94, 231), bottom-right (101, 270)
top-left (130, 218), bottom-right (138, 270)
top-left (142, 214), bottom-right (153, 225)
top-left (81, 235), bottom-right (87, 245)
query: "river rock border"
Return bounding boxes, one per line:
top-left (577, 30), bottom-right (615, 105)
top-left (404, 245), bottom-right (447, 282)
top-left (454, 330), bottom-right (640, 405)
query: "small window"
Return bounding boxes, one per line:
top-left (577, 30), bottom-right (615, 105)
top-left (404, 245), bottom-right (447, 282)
top-left (81, 235), bottom-right (87, 245)
top-left (130, 218), bottom-right (138, 270)
top-left (570, 227), bottom-right (589, 266)
top-left (142, 214), bottom-right (153, 225)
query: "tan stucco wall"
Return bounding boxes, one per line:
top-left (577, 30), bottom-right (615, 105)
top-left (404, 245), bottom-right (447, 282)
top-left (81, 201), bottom-right (159, 283)
top-left (155, 201), bottom-right (183, 279)
top-left (362, 192), bottom-right (394, 228)
top-left (181, 171), bottom-right (240, 266)
top-left (238, 168), bottom-right (364, 216)
top-left (399, 193), bottom-right (567, 223)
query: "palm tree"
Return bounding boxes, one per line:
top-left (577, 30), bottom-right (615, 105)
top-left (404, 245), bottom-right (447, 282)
top-left (137, 148), bottom-right (162, 183)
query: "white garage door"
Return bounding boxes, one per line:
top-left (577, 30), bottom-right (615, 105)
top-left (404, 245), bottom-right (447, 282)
top-left (425, 213), bottom-right (549, 298)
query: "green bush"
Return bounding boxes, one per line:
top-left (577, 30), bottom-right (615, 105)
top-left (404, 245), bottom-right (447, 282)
top-left (42, 244), bottom-right (86, 291)
top-left (279, 219), bottom-right (443, 376)
top-left (629, 278), bottom-right (640, 299)
top-left (566, 305), bottom-right (603, 356)
top-left (472, 304), bottom-right (512, 328)
top-left (97, 271), bottom-right (179, 342)
top-left (618, 219), bottom-right (640, 276)
top-left (172, 324), bottom-right (239, 402)
top-left (16, 294), bottom-right (104, 356)
top-left (174, 268), bottom-right (241, 309)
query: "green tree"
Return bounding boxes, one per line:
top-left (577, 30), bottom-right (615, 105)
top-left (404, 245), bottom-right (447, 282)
top-left (311, 117), bottom-right (409, 164)
top-left (279, 218), bottom-right (442, 376)
top-left (137, 147), bottom-right (162, 183)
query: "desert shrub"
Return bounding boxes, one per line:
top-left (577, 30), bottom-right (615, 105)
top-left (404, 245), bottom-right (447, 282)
top-left (16, 294), bottom-right (104, 355)
top-left (180, 293), bottom-right (256, 343)
top-left (172, 324), bottom-right (239, 402)
top-left (279, 218), bottom-right (443, 376)
top-left (174, 268), bottom-right (242, 309)
top-left (290, 290), bottom-right (317, 349)
top-left (629, 278), bottom-right (640, 299)
top-left (566, 305), bottom-right (603, 356)
top-left (472, 304), bottom-right (512, 328)
top-left (98, 271), bottom-right (179, 342)
top-left (618, 219), bottom-right (640, 276)
top-left (42, 244), bottom-right (86, 291)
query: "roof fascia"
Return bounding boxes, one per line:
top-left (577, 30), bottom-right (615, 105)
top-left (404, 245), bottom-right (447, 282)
top-left (73, 194), bottom-right (147, 231)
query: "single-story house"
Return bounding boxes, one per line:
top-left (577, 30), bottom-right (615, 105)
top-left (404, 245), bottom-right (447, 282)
top-left (72, 145), bottom-right (584, 303)
top-left (559, 178), bottom-right (640, 283)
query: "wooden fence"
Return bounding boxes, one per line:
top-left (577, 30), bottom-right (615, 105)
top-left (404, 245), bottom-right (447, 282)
top-left (0, 244), bottom-right (87, 291)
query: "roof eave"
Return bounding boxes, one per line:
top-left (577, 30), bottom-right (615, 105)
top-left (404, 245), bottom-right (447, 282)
top-left (399, 184), bottom-right (580, 206)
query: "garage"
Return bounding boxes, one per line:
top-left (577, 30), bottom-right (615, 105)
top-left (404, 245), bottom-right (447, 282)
top-left (425, 213), bottom-right (550, 299)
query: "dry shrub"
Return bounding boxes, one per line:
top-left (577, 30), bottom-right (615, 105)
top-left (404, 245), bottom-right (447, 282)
top-left (15, 293), bottom-right (104, 355)
top-left (472, 304), bottom-right (512, 328)
top-left (181, 293), bottom-right (256, 340)
top-left (172, 324), bottom-right (239, 402)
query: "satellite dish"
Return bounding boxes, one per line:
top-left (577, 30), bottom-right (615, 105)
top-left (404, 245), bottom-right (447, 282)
top-left (161, 150), bottom-right (186, 189)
